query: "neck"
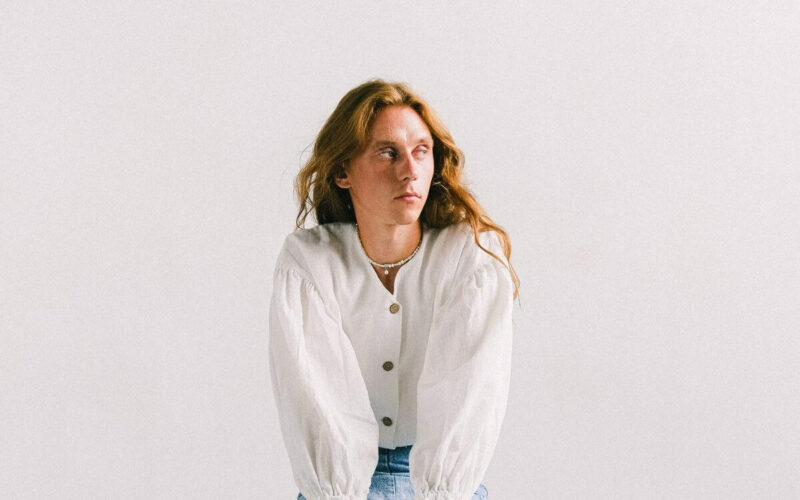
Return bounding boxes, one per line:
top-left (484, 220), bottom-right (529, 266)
top-left (355, 219), bottom-right (422, 264)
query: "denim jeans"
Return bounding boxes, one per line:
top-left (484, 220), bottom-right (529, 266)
top-left (296, 445), bottom-right (488, 500)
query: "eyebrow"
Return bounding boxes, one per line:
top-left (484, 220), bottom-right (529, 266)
top-left (372, 137), bottom-right (433, 148)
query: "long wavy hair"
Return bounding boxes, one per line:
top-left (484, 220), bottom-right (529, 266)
top-left (295, 79), bottom-right (519, 297)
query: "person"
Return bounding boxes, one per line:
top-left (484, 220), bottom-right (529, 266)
top-left (269, 79), bottom-right (519, 500)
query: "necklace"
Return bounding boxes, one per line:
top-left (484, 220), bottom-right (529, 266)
top-left (355, 223), bottom-right (423, 275)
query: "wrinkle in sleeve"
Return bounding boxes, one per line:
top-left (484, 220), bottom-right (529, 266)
top-left (410, 260), bottom-right (514, 500)
top-left (269, 266), bottom-right (379, 500)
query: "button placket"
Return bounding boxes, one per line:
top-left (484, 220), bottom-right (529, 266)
top-left (375, 298), bottom-right (402, 444)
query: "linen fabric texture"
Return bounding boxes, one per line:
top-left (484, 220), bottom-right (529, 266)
top-left (296, 445), bottom-right (488, 500)
top-left (269, 222), bottom-right (514, 500)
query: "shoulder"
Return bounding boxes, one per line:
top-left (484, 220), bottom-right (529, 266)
top-left (430, 222), bottom-right (505, 266)
top-left (425, 222), bottom-right (508, 283)
top-left (281, 222), bottom-right (349, 250)
top-left (274, 223), bottom-right (352, 280)
top-left (424, 223), bottom-right (513, 307)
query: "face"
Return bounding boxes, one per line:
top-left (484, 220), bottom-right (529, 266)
top-left (335, 105), bottom-right (435, 228)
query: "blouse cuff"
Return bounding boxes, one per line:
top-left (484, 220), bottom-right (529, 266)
top-left (416, 490), bottom-right (474, 500)
top-left (304, 493), bottom-right (368, 500)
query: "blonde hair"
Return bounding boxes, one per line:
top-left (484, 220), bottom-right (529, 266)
top-left (295, 79), bottom-right (519, 297)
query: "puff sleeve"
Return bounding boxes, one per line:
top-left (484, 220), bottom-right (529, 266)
top-left (409, 252), bottom-right (514, 500)
top-left (269, 256), bottom-right (379, 500)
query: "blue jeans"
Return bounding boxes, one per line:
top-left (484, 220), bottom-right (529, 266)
top-left (297, 445), bottom-right (488, 499)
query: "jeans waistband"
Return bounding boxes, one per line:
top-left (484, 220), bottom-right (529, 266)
top-left (376, 445), bottom-right (413, 474)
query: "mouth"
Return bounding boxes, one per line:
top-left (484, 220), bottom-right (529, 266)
top-left (394, 192), bottom-right (421, 201)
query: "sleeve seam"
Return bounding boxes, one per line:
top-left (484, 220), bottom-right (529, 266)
top-left (273, 264), bottom-right (340, 325)
top-left (444, 261), bottom-right (495, 305)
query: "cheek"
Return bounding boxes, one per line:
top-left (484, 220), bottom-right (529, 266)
top-left (420, 164), bottom-right (435, 197)
top-left (350, 171), bottom-right (389, 201)
top-left (423, 160), bottom-right (435, 184)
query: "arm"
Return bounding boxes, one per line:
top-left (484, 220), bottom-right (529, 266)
top-left (269, 263), bottom-right (379, 500)
top-left (410, 255), bottom-right (514, 500)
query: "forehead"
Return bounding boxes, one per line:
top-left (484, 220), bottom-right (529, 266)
top-left (367, 105), bottom-right (432, 143)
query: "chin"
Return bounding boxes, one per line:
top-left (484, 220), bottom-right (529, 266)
top-left (393, 212), bottom-right (423, 226)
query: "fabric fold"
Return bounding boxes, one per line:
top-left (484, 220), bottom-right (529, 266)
top-left (269, 257), bottom-right (379, 500)
top-left (410, 253), bottom-right (514, 500)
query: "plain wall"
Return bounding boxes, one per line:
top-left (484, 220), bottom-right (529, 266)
top-left (2, 1), bottom-right (798, 498)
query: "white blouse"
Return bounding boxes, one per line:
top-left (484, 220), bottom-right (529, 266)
top-left (269, 221), bottom-right (514, 500)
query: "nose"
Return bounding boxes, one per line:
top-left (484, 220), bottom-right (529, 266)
top-left (397, 151), bottom-right (419, 182)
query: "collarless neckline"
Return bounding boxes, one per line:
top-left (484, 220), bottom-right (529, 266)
top-left (350, 223), bottom-right (428, 299)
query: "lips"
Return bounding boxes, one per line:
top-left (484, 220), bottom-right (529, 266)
top-left (395, 191), bottom-right (421, 199)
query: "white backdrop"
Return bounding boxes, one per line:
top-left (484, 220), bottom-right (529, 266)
top-left (2, 1), bottom-right (799, 498)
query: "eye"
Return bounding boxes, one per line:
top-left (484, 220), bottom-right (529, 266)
top-left (415, 145), bottom-right (430, 156)
top-left (379, 148), bottom-right (396, 159)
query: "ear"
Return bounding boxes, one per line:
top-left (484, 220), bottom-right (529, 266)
top-left (334, 168), bottom-right (351, 189)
